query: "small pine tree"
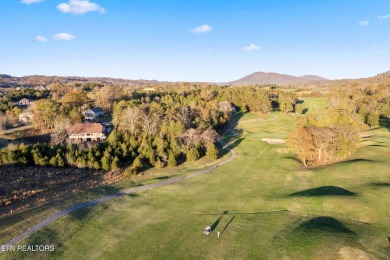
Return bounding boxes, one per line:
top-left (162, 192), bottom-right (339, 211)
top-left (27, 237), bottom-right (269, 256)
top-left (93, 161), bottom-right (101, 170)
top-left (206, 143), bottom-right (219, 160)
top-left (167, 152), bottom-right (177, 167)
top-left (107, 130), bottom-right (120, 146)
top-left (133, 156), bottom-right (144, 170)
top-left (366, 112), bottom-right (379, 129)
top-left (124, 166), bottom-right (137, 177)
top-left (186, 147), bottom-right (200, 162)
top-left (155, 157), bottom-right (166, 169)
top-left (57, 154), bottom-right (65, 167)
top-left (295, 104), bottom-right (304, 114)
top-left (101, 153), bottom-right (112, 171)
top-left (240, 103), bottom-right (248, 113)
top-left (111, 156), bottom-right (120, 170)
top-left (49, 156), bottom-right (57, 167)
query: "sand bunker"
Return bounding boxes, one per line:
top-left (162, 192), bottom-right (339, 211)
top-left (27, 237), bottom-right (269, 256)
top-left (261, 138), bottom-right (286, 144)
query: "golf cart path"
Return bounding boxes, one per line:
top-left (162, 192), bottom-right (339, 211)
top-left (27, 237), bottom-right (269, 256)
top-left (1, 132), bottom-right (237, 250)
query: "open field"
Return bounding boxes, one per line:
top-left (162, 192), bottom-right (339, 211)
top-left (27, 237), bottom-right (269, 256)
top-left (2, 98), bottom-right (390, 259)
top-left (0, 148), bottom-right (231, 245)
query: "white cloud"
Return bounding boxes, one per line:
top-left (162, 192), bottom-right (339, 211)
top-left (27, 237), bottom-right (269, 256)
top-left (21, 0), bottom-right (43, 4)
top-left (53, 33), bottom-right (75, 41)
top-left (378, 14), bottom-right (390, 19)
top-left (35, 36), bottom-right (47, 42)
top-left (244, 43), bottom-right (259, 52)
top-left (57, 0), bottom-right (105, 15)
top-left (359, 20), bottom-right (369, 26)
top-left (190, 24), bottom-right (212, 34)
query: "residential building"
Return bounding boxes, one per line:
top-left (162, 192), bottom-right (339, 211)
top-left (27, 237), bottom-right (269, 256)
top-left (83, 107), bottom-right (105, 120)
top-left (68, 122), bottom-right (112, 143)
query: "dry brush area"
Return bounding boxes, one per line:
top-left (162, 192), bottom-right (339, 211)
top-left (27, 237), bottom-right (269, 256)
top-left (0, 167), bottom-right (123, 217)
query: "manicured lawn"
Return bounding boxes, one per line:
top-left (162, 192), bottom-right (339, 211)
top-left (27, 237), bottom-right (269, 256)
top-left (2, 98), bottom-right (390, 259)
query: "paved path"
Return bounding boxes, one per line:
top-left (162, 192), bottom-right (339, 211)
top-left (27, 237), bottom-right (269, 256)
top-left (1, 133), bottom-right (237, 251)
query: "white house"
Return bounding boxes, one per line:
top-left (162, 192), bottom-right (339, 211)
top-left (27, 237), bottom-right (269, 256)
top-left (19, 98), bottom-right (32, 106)
top-left (68, 122), bottom-right (112, 143)
top-left (83, 107), bottom-right (105, 120)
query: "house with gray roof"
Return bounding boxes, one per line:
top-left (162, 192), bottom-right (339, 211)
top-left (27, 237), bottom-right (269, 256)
top-left (83, 107), bottom-right (105, 120)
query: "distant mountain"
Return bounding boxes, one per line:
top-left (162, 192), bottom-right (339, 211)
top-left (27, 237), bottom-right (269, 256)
top-left (230, 72), bottom-right (328, 86)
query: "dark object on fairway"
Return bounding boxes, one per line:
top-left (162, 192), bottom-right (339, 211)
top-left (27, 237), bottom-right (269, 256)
top-left (204, 226), bottom-right (211, 235)
top-left (387, 236), bottom-right (390, 244)
top-left (289, 186), bottom-right (356, 197)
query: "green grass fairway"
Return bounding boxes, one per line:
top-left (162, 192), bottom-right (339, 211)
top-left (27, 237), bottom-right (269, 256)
top-left (2, 98), bottom-right (390, 259)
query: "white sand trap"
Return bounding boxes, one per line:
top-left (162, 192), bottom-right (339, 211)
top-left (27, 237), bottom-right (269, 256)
top-left (261, 138), bottom-right (286, 144)
top-left (360, 135), bottom-right (371, 138)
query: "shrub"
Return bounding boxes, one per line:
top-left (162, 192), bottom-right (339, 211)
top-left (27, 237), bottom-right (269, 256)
top-left (167, 152), bottom-right (177, 167)
top-left (186, 148), bottom-right (200, 162)
top-left (206, 143), bottom-right (219, 160)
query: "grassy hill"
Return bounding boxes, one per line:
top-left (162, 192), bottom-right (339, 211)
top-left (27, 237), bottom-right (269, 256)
top-left (2, 98), bottom-right (389, 259)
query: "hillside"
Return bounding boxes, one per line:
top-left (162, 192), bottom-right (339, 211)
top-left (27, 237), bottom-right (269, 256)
top-left (0, 75), bottom-right (160, 88)
top-left (230, 71), bottom-right (328, 85)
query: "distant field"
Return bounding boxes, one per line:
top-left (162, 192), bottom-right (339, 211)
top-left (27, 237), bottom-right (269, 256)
top-left (2, 98), bottom-right (390, 259)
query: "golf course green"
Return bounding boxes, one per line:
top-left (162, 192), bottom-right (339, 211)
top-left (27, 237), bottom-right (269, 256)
top-left (2, 98), bottom-right (390, 259)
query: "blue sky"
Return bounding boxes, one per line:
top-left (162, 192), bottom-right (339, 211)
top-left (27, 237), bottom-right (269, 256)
top-left (0, 0), bottom-right (389, 82)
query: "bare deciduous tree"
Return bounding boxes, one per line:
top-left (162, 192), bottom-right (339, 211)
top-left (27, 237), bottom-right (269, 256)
top-left (51, 118), bottom-right (71, 144)
top-left (0, 111), bottom-right (9, 131)
top-left (142, 112), bottom-right (159, 135)
top-left (200, 128), bottom-right (218, 145)
top-left (122, 107), bottom-right (143, 135)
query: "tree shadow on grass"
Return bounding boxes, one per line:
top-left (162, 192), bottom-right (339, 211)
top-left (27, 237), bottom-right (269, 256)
top-left (218, 138), bottom-right (244, 157)
top-left (369, 182), bottom-right (390, 187)
top-left (282, 156), bottom-right (302, 164)
top-left (330, 158), bottom-right (381, 167)
top-left (155, 176), bottom-right (170, 180)
top-left (379, 117), bottom-right (390, 131)
top-left (86, 185), bottom-right (123, 197)
top-left (368, 144), bottom-right (388, 147)
top-left (228, 112), bottom-right (245, 131)
top-left (287, 186), bottom-right (356, 197)
top-left (296, 216), bottom-right (356, 235)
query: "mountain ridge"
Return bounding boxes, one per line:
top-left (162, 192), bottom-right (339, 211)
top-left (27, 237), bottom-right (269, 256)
top-left (229, 71), bottom-right (328, 85)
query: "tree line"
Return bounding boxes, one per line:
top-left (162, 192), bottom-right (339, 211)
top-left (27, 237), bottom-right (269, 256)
top-left (0, 86), bottom-right (297, 174)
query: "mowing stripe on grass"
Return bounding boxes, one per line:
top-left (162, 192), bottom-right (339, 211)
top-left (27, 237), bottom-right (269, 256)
top-left (0, 133), bottom-right (237, 252)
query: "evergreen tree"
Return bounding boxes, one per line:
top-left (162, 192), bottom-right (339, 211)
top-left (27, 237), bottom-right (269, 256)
top-left (366, 112), bottom-right (379, 128)
top-left (186, 147), bottom-right (200, 161)
top-left (111, 156), bottom-right (120, 170)
top-left (167, 151), bottom-right (177, 167)
top-left (101, 151), bottom-right (112, 171)
top-left (49, 156), bottom-right (57, 167)
top-left (206, 143), bottom-right (219, 160)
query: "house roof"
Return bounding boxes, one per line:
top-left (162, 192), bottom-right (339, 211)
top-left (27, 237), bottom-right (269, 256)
top-left (86, 107), bottom-right (105, 114)
top-left (19, 98), bottom-right (30, 103)
top-left (69, 123), bottom-right (104, 135)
